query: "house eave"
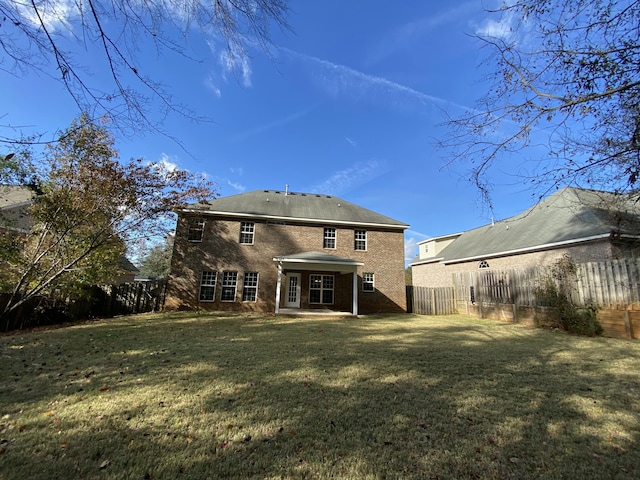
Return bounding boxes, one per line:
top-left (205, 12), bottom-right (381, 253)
top-left (441, 233), bottom-right (629, 265)
top-left (409, 257), bottom-right (444, 267)
top-left (177, 207), bottom-right (409, 230)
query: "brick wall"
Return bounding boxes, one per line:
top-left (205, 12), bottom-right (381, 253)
top-left (165, 215), bottom-right (407, 314)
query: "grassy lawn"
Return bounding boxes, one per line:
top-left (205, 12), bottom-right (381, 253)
top-left (1, 312), bottom-right (639, 479)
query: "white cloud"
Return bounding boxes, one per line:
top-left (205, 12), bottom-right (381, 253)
top-left (230, 106), bottom-right (316, 141)
top-left (158, 153), bottom-right (179, 173)
top-left (227, 180), bottom-right (246, 192)
top-left (219, 44), bottom-right (252, 88)
top-left (309, 159), bottom-right (389, 196)
top-left (345, 137), bottom-right (357, 148)
top-left (230, 167), bottom-right (244, 176)
top-left (404, 230), bottom-right (431, 265)
top-left (283, 49), bottom-right (471, 114)
top-left (204, 75), bottom-right (222, 98)
top-left (364, 1), bottom-right (480, 67)
top-left (14, 0), bottom-right (75, 32)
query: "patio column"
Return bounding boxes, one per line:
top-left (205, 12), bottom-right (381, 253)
top-left (352, 271), bottom-right (358, 316)
top-left (275, 262), bottom-right (283, 314)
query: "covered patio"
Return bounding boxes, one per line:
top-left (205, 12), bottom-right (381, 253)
top-left (273, 251), bottom-right (364, 316)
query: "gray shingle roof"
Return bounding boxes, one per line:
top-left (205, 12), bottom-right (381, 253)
top-left (180, 189), bottom-right (408, 229)
top-left (439, 187), bottom-right (640, 263)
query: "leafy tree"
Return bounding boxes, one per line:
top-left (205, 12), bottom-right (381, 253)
top-left (0, 115), bottom-right (214, 326)
top-left (0, 0), bottom-right (289, 140)
top-left (137, 235), bottom-right (175, 279)
top-left (442, 0), bottom-right (640, 206)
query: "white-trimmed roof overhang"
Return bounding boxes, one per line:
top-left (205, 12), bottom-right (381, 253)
top-left (273, 251), bottom-right (364, 273)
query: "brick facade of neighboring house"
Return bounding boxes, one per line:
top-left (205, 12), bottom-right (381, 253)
top-left (165, 189), bottom-right (408, 315)
top-left (410, 187), bottom-right (640, 288)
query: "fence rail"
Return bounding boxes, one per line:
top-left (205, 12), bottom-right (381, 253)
top-left (406, 286), bottom-right (456, 315)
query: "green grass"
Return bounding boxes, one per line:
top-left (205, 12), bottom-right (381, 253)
top-left (1, 312), bottom-right (640, 479)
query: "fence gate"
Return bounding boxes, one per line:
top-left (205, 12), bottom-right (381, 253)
top-left (406, 286), bottom-right (456, 315)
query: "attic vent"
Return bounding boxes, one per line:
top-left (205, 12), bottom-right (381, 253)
top-left (263, 190), bottom-right (269, 192)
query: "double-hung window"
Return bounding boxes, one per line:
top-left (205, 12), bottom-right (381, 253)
top-left (239, 222), bottom-right (255, 244)
top-left (188, 219), bottom-right (205, 242)
top-left (362, 272), bottom-right (375, 292)
top-left (199, 271), bottom-right (217, 301)
top-left (309, 274), bottom-right (334, 304)
top-left (323, 227), bottom-right (336, 249)
top-left (242, 272), bottom-right (259, 302)
top-left (221, 271), bottom-right (238, 301)
top-left (354, 230), bottom-right (367, 251)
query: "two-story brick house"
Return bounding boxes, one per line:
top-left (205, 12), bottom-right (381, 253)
top-left (165, 189), bottom-right (409, 315)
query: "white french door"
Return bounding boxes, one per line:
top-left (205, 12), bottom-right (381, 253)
top-left (285, 273), bottom-right (301, 308)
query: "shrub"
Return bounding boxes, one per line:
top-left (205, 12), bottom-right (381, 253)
top-left (534, 256), bottom-right (602, 336)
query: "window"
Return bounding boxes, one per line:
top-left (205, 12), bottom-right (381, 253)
top-left (239, 222), bottom-right (255, 244)
top-left (242, 272), bottom-right (259, 302)
top-left (199, 271), bottom-right (217, 301)
top-left (221, 271), bottom-right (238, 301)
top-left (354, 230), bottom-right (367, 251)
top-left (187, 219), bottom-right (205, 242)
top-left (362, 272), bottom-right (375, 292)
top-left (309, 274), bottom-right (334, 304)
top-left (323, 228), bottom-right (336, 249)
top-left (478, 260), bottom-right (490, 269)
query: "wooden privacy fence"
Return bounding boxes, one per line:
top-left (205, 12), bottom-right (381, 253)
top-left (85, 280), bottom-right (167, 318)
top-left (406, 286), bottom-right (456, 315)
top-left (451, 258), bottom-right (640, 339)
top-left (453, 258), bottom-right (640, 310)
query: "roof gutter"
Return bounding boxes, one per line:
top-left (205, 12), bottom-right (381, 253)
top-left (176, 207), bottom-right (409, 230)
top-left (442, 233), bottom-right (640, 265)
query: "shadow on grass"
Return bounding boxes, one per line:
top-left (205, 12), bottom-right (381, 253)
top-left (1, 312), bottom-right (639, 479)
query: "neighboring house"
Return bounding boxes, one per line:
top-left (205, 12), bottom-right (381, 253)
top-left (0, 185), bottom-right (35, 233)
top-left (165, 189), bottom-right (409, 315)
top-left (0, 185), bottom-right (139, 285)
top-left (410, 187), bottom-right (640, 288)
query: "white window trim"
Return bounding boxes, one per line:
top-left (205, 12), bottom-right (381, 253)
top-left (354, 229), bottom-right (367, 251)
top-left (221, 271), bottom-right (238, 302)
top-left (323, 227), bottom-right (337, 249)
top-left (362, 272), bottom-right (375, 292)
top-left (309, 274), bottom-right (334, 305)
top-left (188, 219), bottom-right (205, 242)
top-left (199, 271), bottom-right (217, 302)
top-left (242, 272), bottom-right (259, 302)
top-left (239, 221), bottom-right (255, 245)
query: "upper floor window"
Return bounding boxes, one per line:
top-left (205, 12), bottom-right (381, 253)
top-left (478, 260), bottom-right (490, 269)
top-left (239, 222), bottom-right (255, 244)
top-left (187, 218), bottom-right (205, 242)
top-left (242, 272), bottom-right (259, 302)
top-left (323, 227), bottom-right (336, 249)
top-left (221, 271), bottom-right (238, 301)
top-left (199, 271), bottom-right (217, 301)
top-left (362, 272), bottom-right (375, 292)
top-left (354, 230), bottom-right (367, 251)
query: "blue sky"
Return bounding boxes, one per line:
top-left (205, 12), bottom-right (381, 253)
top-left (1, 0), bottom-right (537, 263)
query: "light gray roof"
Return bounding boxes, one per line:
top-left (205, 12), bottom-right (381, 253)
top-left (0, 185), bottom-right (36, 232)
top-left (180, 189), bottom-right (408, 229)
top-left (439, 187), bottom-right (640, 263)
